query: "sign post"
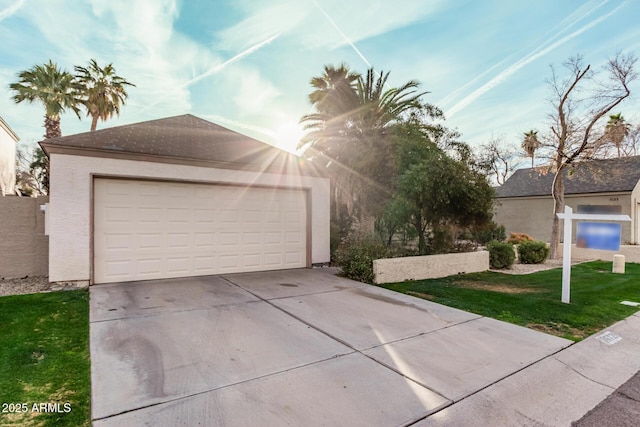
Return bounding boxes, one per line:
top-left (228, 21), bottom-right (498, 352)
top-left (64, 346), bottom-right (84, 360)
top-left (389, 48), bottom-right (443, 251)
top-left (556, 206), bottom-right (631, 304)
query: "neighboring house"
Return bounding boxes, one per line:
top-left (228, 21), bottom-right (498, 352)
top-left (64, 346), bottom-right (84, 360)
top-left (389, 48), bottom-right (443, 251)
top-left (40, 114), bottom-right (330, 284)
top-left (494, 156), bottom-right (640, 244)
top-left (0, 116), bottom-right (19, 196)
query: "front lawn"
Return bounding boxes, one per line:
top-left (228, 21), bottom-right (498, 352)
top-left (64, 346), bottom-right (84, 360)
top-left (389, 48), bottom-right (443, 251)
top-left (379, 261), bottom-right (640, 341)
top-left (0, 290), bottom-right (90, 427)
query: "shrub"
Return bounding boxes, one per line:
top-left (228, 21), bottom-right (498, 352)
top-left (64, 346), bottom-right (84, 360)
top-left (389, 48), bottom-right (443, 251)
top-left (472, 221), bottom-right (507, 244)
top-left (507, 232), bottom-right (534, 244)
top-left (486, 240), bottom-right (515, 269)
top-left (517, 240), bottom-right (550, 264)
top-left (334, 235), bottom-right (389, 283)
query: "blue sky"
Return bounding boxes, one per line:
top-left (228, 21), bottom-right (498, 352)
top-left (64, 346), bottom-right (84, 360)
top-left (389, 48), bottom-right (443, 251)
top-left (1, 0), bottom-right (639, 155)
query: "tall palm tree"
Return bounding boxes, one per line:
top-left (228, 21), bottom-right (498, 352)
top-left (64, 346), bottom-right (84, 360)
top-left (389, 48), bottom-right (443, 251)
top-left (353, 69), bottom-right (424, 136)
top-left (74, 59), bottom-right (135, 131)
top-left (605, 113), bottom-right (629, 158)
top-left (9, 60), bottom-right (81, 139)
top-left (300, 65), bottom-right (362, 221)
top-left (522, 130), bottom-right (540, 167)
top-left (308, 63), bottom-right (360, 111)
top-left (301, 65), bottom-right (427, 222)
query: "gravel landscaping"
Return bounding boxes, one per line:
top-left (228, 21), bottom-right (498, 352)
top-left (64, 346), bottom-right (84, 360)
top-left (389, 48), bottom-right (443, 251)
top-left (493, 258), bottom-right (594, 275)
top-left (0, 276), bottom-right (87, 297)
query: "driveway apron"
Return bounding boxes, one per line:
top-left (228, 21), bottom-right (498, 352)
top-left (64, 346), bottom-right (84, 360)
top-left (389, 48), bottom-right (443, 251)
top-left (90, 269), bottom-right (572, 426)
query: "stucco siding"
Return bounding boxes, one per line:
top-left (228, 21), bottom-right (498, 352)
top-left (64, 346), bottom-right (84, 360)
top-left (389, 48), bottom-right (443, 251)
top-left (49, 153), bottom-right (330, 282)
top-left (494, 193), bottom-right (633, 243)
top-left (631, 180), bottom-right (640, 244)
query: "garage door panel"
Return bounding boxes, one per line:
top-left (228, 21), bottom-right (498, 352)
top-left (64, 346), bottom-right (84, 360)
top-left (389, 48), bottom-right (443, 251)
top-left (194, 232), bottom-right (216, 247)
top-left (285, 251), bottom-right (302, 265)
top-left (94, 179), bottom-right (307, 284)
top-left (138, 233), bottom-right (163, 249)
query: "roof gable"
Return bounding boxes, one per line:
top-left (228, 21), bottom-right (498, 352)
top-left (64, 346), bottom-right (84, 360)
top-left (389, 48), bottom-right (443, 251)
top-left (40, 114), bottom-right (323, 176)
top-left (496, 156), bottom-right (640, 198)
top-left (0, 116), bottom-right (19, 142)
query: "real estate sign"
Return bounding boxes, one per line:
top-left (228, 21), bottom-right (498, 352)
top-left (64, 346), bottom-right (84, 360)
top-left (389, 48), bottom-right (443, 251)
top-left (576, 222), bottom-right (622, 251)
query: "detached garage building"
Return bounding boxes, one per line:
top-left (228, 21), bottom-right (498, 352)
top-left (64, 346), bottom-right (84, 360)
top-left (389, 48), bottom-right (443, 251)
top-left (41, 114), bottom-right (330, 285)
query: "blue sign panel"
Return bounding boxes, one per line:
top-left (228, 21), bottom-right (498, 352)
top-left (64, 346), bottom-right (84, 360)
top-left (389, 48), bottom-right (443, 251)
top-left (576, 222), bottom-right (621, 251)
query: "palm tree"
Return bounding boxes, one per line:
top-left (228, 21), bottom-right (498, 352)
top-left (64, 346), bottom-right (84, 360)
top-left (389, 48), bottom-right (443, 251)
top-left (9, 60), bottom-right (81, 139)
top-left (74, 59), bottom-right (135, 131)
top-left (353, 69), bottom-right (424, 136)
top-left (308, 63), bottom-right (360, 111)
top-left (301, 65), bottom-right (428, 223)
top-left (522, 130), bottom-right (540, 167)
top-left (605, 113), bottom-right (629, 158)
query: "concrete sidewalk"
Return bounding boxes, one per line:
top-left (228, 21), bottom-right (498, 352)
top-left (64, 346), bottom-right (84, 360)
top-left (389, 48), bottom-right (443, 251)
top-left (416, 311), bottom-right (640, 426)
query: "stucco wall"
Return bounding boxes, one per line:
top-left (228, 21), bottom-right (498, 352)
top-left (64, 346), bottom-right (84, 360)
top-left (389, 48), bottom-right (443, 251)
top-left (494, 193), bottom-right (634, 243)
top-left (631, 180), bottom-right (640, 244)
top-left (559, 244), bottom-right (640, 263)
top-left (0, 123), bottom-right (17, 196)
top-left (48, 153), bottom-right (330, 282)
top-left (373, 251), bottom-right (489, 284)
top-left (0, 196), bottom-right (49, 279)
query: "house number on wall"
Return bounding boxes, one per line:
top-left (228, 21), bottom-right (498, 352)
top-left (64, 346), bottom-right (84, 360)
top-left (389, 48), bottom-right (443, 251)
top-left (610, 197), bottom-right (619, 201)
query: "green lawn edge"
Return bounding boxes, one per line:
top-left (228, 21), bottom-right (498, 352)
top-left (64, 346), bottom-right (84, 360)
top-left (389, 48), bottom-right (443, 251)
top-left (378, 261), bottom-right (640, 341)
top-left (0, 290), bottom-right (90, 427)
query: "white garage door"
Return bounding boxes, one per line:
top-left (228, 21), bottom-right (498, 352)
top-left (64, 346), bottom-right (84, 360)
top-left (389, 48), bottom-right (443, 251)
top-left (93, 178), bottom-right (307, 284)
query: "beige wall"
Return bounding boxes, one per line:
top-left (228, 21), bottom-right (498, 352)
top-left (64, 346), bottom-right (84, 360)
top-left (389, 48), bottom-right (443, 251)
top-left (631, 181), bottom-right (640, 244)
top-left (0, 121), bottom-right (17, 196)
top-left (494, 193), bottom-right (634, 243)
top-left (0, 196), bottom-right (49, 279)
top-left (559, 244), bottom-right (640, 263)
top-left (373, 251), bottom-right (489, 284)
top-left (49, 153), bottom-right (330, 282)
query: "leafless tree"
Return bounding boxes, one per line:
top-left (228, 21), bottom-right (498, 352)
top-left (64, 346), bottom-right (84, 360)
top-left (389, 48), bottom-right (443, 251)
top-left (477, 137), bottom-right (524, 185)
top-left (15, 144), bottom-right (47, 196)
top-left (537, 53), bottom-right (637, 259)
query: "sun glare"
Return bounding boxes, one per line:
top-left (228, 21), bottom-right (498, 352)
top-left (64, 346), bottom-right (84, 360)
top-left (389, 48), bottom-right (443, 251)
top-left (273, 120), bottom-right (306, 154)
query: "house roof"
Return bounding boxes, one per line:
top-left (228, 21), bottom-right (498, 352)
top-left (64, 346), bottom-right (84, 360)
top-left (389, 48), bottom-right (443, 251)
top-left (40, 114), bottom-right (324, 176)
top-left (496, 155), bottom-right (640, 198)
top-left (0, 116), bottom-right (20, 142)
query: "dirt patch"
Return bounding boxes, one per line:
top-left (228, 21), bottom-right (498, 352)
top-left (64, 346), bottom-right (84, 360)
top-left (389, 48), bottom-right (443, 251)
top-left (527, 322), bottom-right (587, 340)
top-left (455, 280), bottom-right (544, 294)
top-left (406, 291), bottom-right (436, 300)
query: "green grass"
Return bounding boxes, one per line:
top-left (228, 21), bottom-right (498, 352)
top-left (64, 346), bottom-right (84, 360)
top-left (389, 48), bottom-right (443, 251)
top-left (379, 261), bottom-right (640, 341)
top-left (0, 290), bottom-right (90, 427)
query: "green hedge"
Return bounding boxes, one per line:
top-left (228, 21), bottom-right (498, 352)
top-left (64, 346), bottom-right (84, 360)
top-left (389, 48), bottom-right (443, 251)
top-left (334, 235), bottom-right (389, 283)
top-left (517, 240), bottom-right (550, 264)
top-left (487, 240), bottom-right (515, 269)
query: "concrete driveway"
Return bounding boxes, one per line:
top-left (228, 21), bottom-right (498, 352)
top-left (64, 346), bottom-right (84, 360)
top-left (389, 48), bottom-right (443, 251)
top-left (90, 269), bottom-right (572, 426)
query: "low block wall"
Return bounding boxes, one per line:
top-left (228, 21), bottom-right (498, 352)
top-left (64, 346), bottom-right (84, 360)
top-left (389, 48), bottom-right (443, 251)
top-left (373, 251), bottom-right (489, 284)
top-left (558, 244), bottom-right (640, 263)
top-left (0, 196), bottom-right (49, 279)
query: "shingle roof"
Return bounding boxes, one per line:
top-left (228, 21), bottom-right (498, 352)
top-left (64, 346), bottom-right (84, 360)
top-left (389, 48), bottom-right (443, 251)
top-left (40, 114), bottom-right (323, 176)
top-left (496, 155), bottom-right (640, 198)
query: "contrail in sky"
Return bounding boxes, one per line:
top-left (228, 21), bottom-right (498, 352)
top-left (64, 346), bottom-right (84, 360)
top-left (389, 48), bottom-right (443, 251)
top-left (0, 0), bottom-right (25, 22)
top-left (445, 1), bottom-right (623, 119)
top-left (180, 33), bottom-right (280, 89)
top-left (312, 0), bottom-right (372, 69)
top-left (137, 33), bottom-right (280, 115)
